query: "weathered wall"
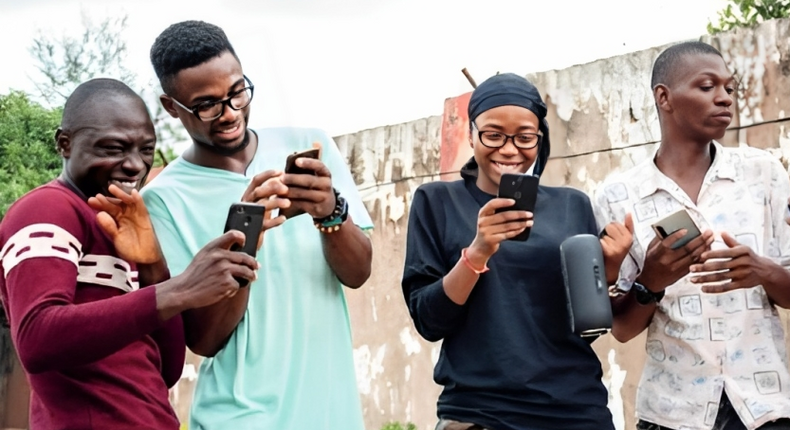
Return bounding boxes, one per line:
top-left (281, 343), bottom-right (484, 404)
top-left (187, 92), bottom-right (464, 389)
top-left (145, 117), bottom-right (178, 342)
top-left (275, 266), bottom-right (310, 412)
top-left (335, 117), bottom-right (444, 429)
top-left (339, 17), bottom-right (790, 430)
top-left (2, 17), bottom-right (789, 430)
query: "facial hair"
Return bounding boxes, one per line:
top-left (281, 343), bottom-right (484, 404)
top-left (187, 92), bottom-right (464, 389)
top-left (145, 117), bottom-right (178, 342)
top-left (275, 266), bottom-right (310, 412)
top-left (195, 128), bottom-right (252, 156)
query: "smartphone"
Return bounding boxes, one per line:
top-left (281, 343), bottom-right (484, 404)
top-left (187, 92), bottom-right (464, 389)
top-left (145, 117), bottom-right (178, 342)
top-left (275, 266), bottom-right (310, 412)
top-left (284, 148), bottom-right (320, 175)
top-left (496, 173), bottom-right (540, 241)
top-left (651, 209), bottom-right (702, 250)
top-left (223, 202), bottom-right (266, 287)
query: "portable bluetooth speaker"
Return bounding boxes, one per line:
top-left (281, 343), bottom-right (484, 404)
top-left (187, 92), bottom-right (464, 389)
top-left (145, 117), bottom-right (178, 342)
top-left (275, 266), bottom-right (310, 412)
top-left (560, 234), bottom-right (613, 337)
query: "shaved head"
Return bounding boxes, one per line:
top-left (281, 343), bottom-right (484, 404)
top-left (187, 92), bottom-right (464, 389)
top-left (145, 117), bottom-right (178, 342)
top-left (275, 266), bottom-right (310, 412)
top-left (61, 78), bottom-right (146, 131)
top-left (651, 41), bottom-right (724, 90)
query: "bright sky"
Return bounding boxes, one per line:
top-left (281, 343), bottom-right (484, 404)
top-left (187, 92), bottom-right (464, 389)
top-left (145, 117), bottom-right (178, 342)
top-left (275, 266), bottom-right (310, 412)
top-left (0, 0), bottom-right (727, 139)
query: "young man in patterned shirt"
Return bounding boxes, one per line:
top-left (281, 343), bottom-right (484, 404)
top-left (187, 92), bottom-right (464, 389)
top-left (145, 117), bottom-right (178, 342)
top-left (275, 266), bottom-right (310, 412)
top-left (595, 42), bottom-right (790, 430)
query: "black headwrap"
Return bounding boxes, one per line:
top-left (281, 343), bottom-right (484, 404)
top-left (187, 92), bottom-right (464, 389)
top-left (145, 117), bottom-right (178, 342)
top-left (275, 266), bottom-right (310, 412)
top-left (466, 73), bottom-right (551, 177)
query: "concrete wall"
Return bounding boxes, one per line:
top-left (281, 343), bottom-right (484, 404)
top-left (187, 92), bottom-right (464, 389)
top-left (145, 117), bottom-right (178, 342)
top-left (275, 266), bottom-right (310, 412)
top-left (338, 17), bottom-right (790, 430)
top-left (2, 17), bottom-right (789, 430)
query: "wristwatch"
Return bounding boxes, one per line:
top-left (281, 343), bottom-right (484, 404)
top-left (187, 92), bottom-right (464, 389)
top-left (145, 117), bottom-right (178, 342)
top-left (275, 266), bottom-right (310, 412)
top-left (632, 281), bottom-right (665, 305)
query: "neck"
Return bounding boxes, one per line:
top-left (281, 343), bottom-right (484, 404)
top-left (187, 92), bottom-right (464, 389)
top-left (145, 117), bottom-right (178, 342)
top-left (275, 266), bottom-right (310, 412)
top-left (654, 126), bottom-right (714, 180)
top-left (183, 130), bottom-right (258, 174)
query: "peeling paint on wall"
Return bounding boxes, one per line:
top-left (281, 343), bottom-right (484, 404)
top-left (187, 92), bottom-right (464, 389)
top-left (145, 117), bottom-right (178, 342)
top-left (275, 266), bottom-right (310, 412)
top-left (333, 18), bottom-right (790, 430)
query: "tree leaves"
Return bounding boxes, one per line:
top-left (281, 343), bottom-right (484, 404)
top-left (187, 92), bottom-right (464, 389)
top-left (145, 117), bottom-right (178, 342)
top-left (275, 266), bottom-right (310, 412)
top-left (0, 92), bottom-right (62, 219)
top-left (708, 0), bottom-right (790, 34)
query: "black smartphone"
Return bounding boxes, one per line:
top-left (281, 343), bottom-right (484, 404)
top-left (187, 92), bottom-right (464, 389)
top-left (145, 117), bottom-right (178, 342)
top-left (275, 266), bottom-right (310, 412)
top-left (651, 209), bottom-right (702, 249)
top-left (284, 148), bottom-right (320, 175)
top-left (497, 173), bottom-right (540, 241)
top-left (223, 202), bottom-right (266, 287)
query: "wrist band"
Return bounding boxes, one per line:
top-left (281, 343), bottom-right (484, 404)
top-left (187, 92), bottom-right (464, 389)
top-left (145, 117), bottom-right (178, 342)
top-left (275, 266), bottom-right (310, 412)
top-left (314, 188), bottom-right (349, 233)
top-left (461, 248), bottom-right (489, 274)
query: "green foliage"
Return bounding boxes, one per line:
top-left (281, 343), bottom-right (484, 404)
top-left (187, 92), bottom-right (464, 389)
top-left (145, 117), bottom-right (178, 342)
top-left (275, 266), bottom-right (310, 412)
top-left (379, 422), bottom-right (418, 430)
top-left (154, 147), bottom-right (179, 168)
top-left (707, 0), bottom-right (790, 34)
top-left (0, 92), bottom-right (63, 219)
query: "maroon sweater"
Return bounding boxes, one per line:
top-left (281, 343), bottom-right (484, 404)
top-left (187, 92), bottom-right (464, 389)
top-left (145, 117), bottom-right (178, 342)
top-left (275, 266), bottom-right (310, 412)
top-left (0, 181), bottom-right (184, 430)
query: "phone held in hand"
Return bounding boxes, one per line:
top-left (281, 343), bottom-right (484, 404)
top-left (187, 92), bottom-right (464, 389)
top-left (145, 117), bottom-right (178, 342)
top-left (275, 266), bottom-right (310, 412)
top-left (224, 202), bottom-right (266, 287)
top-left (496, 173), bottom-right (539, 241)
top-left (284, 148), bottom-right (320, 175)
top-left (651, 209), bottom-right (702, 250)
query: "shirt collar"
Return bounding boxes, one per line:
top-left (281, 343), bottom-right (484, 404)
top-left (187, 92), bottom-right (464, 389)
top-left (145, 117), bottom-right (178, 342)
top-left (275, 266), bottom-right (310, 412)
top-left (637, 140), bottom-right (737, 200)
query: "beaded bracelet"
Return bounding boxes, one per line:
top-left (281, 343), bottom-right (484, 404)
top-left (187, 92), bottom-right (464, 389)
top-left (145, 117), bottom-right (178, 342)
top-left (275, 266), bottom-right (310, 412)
top-left (313, 188), bottom-right (348, 233)
top-left (461, 248), bottom-right (489, 274)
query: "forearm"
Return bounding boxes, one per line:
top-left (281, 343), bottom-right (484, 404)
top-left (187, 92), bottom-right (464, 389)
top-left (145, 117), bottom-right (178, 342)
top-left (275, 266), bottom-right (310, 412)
top-left (604, 259), bottom-right (621, 285)
top-left (149, 315), bottom-right (185, 388)
top-left (610, 290), bottom-right (655, 342)
top-left (442, 250), bottom-right (485, 305)
top-left (759, 258), bottom-right (790, 308)
top-left (13, 287), bottom-right (162, 374)
top-left (137, 257), bottom-right (170, 287)
top-left (321, 217), bottom-right (372, 288)
top-left (182, 288), bottom-right (250, 357)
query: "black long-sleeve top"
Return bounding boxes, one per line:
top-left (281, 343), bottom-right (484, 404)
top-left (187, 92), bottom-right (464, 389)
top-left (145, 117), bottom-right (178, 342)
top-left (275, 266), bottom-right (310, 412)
top-left (402, 171), bottom-right (614, 430)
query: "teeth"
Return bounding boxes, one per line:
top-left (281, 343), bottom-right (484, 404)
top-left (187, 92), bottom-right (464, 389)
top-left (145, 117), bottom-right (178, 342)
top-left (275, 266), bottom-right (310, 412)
top-left (495, 162), bottom-right (521, 170)
top-left (218, 125), bottom-right (239, 134)
top-left (112, 180), bottom-right (137, 188)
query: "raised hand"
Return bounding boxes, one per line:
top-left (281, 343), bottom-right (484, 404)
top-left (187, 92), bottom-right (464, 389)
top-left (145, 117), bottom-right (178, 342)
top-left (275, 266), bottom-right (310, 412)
top-left (690, 232), bottom-right (773, 293)
top-left (600, 213), bottom-right (635, 284)
top-left (240, 170), bottom-right (289, 247)
top-left (162, 231), bottom-right (259, 312)
top-left (638, 228), bottom-right (715, 293)
top-left (465, 198), bottom-right (532, 267)
top-left (280, 157), bottom-right (336, 220)
top-left (88, 184), bottom-right (161, 264)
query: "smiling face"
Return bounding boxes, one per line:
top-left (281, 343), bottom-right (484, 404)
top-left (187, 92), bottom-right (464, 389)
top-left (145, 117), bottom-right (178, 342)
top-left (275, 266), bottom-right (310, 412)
top-left (470, 105), bottom-right (540, 195)
top-left (160, 51), bottom-right (251, 154)
top-left (657, 53), bottom-right (735, 143)
top-left (58, 95), bottom-right (156, 198)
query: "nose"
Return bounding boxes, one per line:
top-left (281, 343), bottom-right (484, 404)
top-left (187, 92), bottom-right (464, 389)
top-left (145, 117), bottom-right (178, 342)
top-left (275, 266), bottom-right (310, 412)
top-left (217, 100), bottom-right (238, 122)
top-left (715, 86), bottom-right (733, 107)
top-left (121, 151), bottom-right (146, 175)
top-left (498, 138), bottom-right (520, 155)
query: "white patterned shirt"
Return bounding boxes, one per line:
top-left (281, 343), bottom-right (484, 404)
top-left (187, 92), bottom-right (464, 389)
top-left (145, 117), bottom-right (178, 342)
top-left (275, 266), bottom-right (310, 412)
top-left (594, 141), bottom-right (790, 430)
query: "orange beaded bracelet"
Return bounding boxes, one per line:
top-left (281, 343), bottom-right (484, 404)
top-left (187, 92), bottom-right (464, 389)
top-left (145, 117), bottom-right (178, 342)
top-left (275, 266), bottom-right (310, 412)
top-left (461, 248), bottom-right (490, 274)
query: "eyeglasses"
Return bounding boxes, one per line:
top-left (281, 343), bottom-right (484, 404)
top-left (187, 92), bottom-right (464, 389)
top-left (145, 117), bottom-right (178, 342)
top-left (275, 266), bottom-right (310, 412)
top-left (472, 122), bottom-right (542, 149)
top-left (169, 75), bottom-right (255, 121)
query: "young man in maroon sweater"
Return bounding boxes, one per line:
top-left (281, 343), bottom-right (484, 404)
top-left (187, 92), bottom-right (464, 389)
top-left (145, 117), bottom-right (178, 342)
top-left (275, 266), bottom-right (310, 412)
top-left (0, 79), bottom-right (267, 429)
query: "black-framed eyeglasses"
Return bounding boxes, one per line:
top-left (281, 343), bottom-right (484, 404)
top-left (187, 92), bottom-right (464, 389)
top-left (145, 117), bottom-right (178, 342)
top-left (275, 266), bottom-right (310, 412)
top-left (472, 122), bottom-right (542, 149)
top-left (169, 75), bottom-right (255, 121)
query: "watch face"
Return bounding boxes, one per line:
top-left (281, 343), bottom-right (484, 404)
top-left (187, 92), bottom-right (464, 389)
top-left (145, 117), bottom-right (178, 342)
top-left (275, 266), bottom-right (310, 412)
top-left (633, 283), bottom-right (655, 305)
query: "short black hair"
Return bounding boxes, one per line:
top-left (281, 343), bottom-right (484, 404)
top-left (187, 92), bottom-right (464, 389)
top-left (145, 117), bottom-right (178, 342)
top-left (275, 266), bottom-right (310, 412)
top-left (150, 20), bottom-right (239, 94)
top-left (61, 78), bottom-right (143, 130)
top-left (651, 41), bottom-right (723, 89)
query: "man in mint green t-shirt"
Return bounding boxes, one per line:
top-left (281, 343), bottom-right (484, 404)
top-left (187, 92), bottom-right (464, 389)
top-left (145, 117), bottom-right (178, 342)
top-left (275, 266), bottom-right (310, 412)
top-left (144, 21), bottom-right (373, 430)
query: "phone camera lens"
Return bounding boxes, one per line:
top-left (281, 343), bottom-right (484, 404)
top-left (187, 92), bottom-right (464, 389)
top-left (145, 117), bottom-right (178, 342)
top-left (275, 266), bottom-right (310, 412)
top-left (236, 206), bottom-right (244, 213)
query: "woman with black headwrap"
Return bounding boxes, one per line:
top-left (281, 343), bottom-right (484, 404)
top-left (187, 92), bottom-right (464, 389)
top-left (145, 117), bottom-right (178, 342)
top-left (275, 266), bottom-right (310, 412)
top-left (401, 73), bottom-right (633, 430)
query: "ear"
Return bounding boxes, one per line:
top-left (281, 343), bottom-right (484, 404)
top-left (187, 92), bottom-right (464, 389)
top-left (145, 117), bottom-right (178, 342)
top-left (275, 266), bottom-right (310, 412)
top-left (654, 84), bottom-right (672, 113)
top-left (468, 126), bottom-right (475, 148)
top-left (160, 95), bottom-right (180, 119)
top-left (55, 128), bottom-right (71, 158)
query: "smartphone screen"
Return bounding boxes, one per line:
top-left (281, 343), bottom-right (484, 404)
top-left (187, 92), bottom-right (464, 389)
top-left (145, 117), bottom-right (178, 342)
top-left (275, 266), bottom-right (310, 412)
top-left (497, 173), bottom-right (539, 241)
top-left (224, 202), bottom-right (266, 287)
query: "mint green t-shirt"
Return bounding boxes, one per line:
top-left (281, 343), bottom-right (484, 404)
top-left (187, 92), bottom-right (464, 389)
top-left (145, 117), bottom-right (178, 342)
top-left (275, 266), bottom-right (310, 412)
top-left (142, 127), bottom-right (372, 430)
